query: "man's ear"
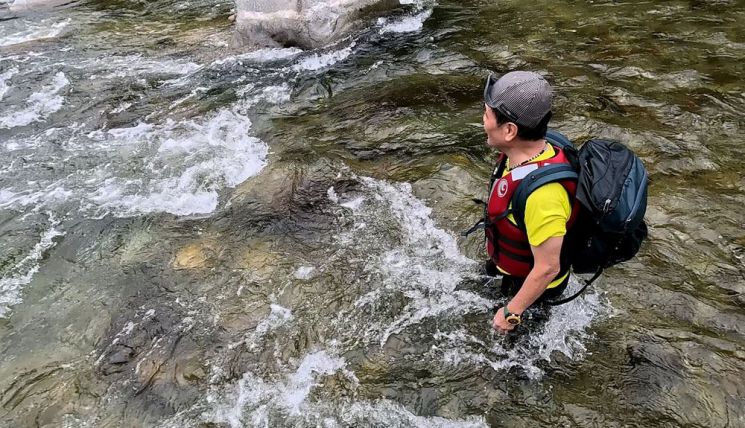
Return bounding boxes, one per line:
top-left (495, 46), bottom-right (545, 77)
top-left (504, 122), bottom-right (519, 141)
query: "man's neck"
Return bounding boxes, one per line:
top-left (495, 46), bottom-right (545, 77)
top-left (504, 139), bottom-right (548, 169)
top-left (503, 139), bottom-right (548, 168)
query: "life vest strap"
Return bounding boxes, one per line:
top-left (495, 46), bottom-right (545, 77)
top-left (511, 164), bottom-right (578, 231)
top-left (461, 218), bottom-right (485, 237)
top-left (498, 245), bottom-right (533, 264)
top-left (498, 234), bottom-right (531, 251)
top-left (462, 201), bottom-right (512, 237)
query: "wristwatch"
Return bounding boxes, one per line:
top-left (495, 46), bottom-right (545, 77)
top-left (503, 306), bottom-right (522, 325)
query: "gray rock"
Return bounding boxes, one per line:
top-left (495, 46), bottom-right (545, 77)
top-left (233, 0), bottom-right (400, 49)
top-left (7, 0), bottom-right (71, 12)
top-left (108, 347), bottom-right (134, 365)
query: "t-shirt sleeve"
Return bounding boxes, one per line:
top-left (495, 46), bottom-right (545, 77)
top-left (524, 182), bottom-right (571, 247)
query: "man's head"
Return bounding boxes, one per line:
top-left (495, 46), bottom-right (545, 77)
top-left (482, 71), bottom-right (553, 145)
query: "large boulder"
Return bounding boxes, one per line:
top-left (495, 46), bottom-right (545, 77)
top-left (7, 0), bottom-right (71, 12)
top-left (233, 0), bottom-right (400, 49)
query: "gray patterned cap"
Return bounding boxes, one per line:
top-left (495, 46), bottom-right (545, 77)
top-left (483, 71), bottom-right (553, 128)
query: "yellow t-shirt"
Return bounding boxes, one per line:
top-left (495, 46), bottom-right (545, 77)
top-left (498, 144), bottom-right (571, 288)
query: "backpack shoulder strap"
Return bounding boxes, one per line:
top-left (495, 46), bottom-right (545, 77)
top-left (546, 130), bottom-right (580, 170)
top-left (511, 164), bottom-right (578, 231)
top-left (545, 129), bottom-right (573, 150)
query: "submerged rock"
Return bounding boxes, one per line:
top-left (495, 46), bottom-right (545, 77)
top-left (107, 346), bottom-right (134, 366)
top-left (233, 0), bottom-right (401, 49)
top-left (623, 334), bottom-right (745, 427)
top-left (172, 242), bottom-right (217, 270)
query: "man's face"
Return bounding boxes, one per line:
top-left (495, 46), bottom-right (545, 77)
top-left (483, 104), bottom-right (510, 149)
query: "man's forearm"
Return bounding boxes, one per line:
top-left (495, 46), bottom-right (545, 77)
top-left (506, 265), bottom-right (557, 314)
top-left (503, 235), bottom-right (565, 315)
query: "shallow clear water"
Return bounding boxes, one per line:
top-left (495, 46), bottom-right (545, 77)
top-left (1, 0), bottom-right (744, 427)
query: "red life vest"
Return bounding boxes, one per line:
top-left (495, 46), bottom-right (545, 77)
top-left (485, 145), bottom-right (579, 278)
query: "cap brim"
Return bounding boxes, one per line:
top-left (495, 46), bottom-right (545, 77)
top-left (483, 74), bottom-right (523, 124)
top-left (483, 74), bottom-right (498, 108)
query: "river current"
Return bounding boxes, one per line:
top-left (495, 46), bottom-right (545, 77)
top-left (1, 0), bottom-right (744, 427)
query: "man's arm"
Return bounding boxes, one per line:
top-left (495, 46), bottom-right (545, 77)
top-left (493, 235), bottom-right (563, 332)
top-left (492, 180), bottom-right (570, 333)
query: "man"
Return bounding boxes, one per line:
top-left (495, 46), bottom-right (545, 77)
top-left (481, 71), bottom-right (577, 334)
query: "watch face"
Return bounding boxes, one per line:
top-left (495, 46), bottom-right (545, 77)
top-left (507, 316), bottom-right (520, 325)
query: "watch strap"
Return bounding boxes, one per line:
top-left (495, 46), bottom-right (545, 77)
top-left (503, 305), bottom-right (522, 325)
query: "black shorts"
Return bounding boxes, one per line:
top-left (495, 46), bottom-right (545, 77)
top-left (500, 274), bottom-right (569, 303)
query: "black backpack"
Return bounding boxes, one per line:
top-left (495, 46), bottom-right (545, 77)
top-left (507, 130), bottom-right (649, 304)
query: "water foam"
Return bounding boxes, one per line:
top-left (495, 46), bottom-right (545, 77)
top-left (438, 280), bottom-right (606, 379)
top-left (292, 43), bottom-right (355, 72)
top-left (240, 83), bottom-right (292, 107)
top-left (360, 177), bottom-right (468, 263)
top-left (204, 350), bottom-right (351, 426)
top-left (1, 106), bottom-right (269, 217)
top-left (0, 216), bottom-right (64, 318)
top-left (332, 176), bottom-right (606, 378)
top-left (0, 53), bottom-right (287, 217)
top-left (187, 349), bottom-right (486, 427)
top-left (211, 47), bottom-right (303, 67)
top-left (0, 72), bottom-right (69, 129)
top-left (0, 185), bottom-right (74, 210)
top-left (0, 18), bottom-right (69, 47)
top-left (245, 304), bottom-right (294, 350)
top-left (86, 108), bottom-right (268, 216)
top-left (294, 266), bottom-right (316, 280)
top-left (378, 8), bottom-right (433, 34)
top-left (83, 54), bottom-right (202, 81)
top-left (332, 399), bottom-right (486, 427)
top-left (332, 178), bottom-right (490, 347)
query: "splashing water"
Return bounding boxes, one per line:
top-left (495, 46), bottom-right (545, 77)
top-left (0, 18), bottom-right (70, 47)
top-left (0, 214), bottom-right (64, 318)
top-left (0, 72), bottom-right (69, 129)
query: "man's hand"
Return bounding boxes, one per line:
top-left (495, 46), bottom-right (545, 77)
top-left (493, 306), bottom-right (517, 334)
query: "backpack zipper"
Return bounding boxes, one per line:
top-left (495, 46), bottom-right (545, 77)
top-left (624, 167), bottom-right (648, 228)
top-left (603, 198), bottom-right (612, 213)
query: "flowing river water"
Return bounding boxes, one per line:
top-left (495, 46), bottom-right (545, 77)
top-left (1, 0), bottom-right (744, 426)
